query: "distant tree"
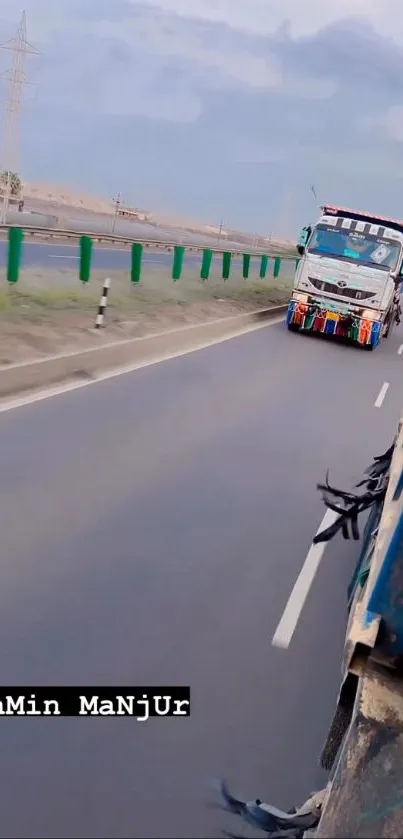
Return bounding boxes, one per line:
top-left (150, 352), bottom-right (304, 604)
top-left (0, 170), bottom-right (22, 197)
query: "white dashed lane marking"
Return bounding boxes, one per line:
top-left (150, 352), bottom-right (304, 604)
top-left (374, 382), bottom-right (389, 408)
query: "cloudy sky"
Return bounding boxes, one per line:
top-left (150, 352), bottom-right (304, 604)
top-left (1, 0), bottom-right (403, 234)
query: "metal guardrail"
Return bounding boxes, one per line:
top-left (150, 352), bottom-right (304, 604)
top-left (0, 223), bottom-right (297, 260)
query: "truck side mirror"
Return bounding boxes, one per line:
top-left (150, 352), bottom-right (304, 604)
top-left (391, 270), bottom-right (401, 287)
top-left (298, 226), bottom-right (311, 255)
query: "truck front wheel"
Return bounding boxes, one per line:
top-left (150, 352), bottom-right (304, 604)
top-left (383, 309), bottom-right (394, 338)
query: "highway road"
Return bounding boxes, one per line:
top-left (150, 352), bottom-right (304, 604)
top-left (0, 239), bottom-right (202, 271)
top-left (0, 240), bottom-right (254, 272)
top-left (0, 319), bottom-right (402, 838)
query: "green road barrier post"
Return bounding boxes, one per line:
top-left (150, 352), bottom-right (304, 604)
top-left (259, 255), bottom-right (268, 279)
top-left (242, 253), bottom-right (251, 279)
top-left (273, 256), bottom-right (281, 278)
top-left (172, 245), bottom-right (185, 280)
top-left (131, 242), bottom-right (143, 283)
top-left (7, 226), bottom-right (24, 284)
top-left (79, 235), bottom-right (93, 283)
top-left (222, 251), bottom-right (232, 280)
top-left (200, 248), bottom-right (213, 280)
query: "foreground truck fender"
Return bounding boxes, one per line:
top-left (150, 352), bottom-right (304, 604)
top-left (215, 422), bottom-right (403, 837)
top-left (286, 205), bottom-right (403, 349)
top-left (310, 422), bottom-right (403, 837)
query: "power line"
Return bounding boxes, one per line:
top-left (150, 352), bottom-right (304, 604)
top-left (0, 10), bottom-right (40, 223)
top-left (111, 191), bottom-right (122, 233)
top-left (217, 215), bottom-right (224, 246)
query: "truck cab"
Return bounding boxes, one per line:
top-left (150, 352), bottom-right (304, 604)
top-left (287, 205), bottom-right (403, 348)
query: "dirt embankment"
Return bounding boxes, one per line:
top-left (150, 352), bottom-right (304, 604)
top-left (0, 260), bottom-right (294, 365)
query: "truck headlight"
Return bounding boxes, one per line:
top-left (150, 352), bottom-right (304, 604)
top-left (292, 293), bottom-right (309, 303)
top-left (361, 309), bottom-right (380, 321)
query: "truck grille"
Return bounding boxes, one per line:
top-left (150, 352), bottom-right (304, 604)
top-left (308, 277), bottom-right (377, 301)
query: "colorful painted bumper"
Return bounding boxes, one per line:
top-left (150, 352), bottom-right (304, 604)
top-left (286, 300), bottom-right (382, 347)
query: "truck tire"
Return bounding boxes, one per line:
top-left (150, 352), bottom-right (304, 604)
top-left (383, 307), bottom-right (395, 338)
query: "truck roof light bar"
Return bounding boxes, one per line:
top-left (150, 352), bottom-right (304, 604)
top-left (322, 204), bottom-right (403, 231)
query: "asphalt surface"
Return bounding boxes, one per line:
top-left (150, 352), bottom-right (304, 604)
top-left (0, 240), bottom-right (255, 272)
top-left (0, 319), bottom-right (402, 838)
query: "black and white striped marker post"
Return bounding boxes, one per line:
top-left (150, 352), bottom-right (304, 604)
top-left (95, 277), bottom-right (111, 328)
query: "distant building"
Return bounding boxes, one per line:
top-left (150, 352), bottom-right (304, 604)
top-left (204, 225), bottom-right (228, 237)
top-left (117, 206), bottom-right (151, 222)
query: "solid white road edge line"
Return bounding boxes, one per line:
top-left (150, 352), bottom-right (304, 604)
top-left (47, 255), bottom-right (166, 263)
top-left (0, 314), bottom-right (285, 415)
top-left (271, 508), bottom-right (339, 650)
top-left (398, 344), bottom-right (403, 355)
top-left (374, 381), bottom-right (390, 408)
top-left (5, 240), bottom-right (179, 255)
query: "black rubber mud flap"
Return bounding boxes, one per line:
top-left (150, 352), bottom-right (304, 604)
top-left (320, 673), bottom-right (357, 771)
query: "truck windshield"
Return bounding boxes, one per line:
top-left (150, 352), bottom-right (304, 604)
top-left (307, 224), bottom-right (400, 271)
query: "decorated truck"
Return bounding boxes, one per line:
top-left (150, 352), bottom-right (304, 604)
top-left (286, 205), bottom-right (403, 349)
